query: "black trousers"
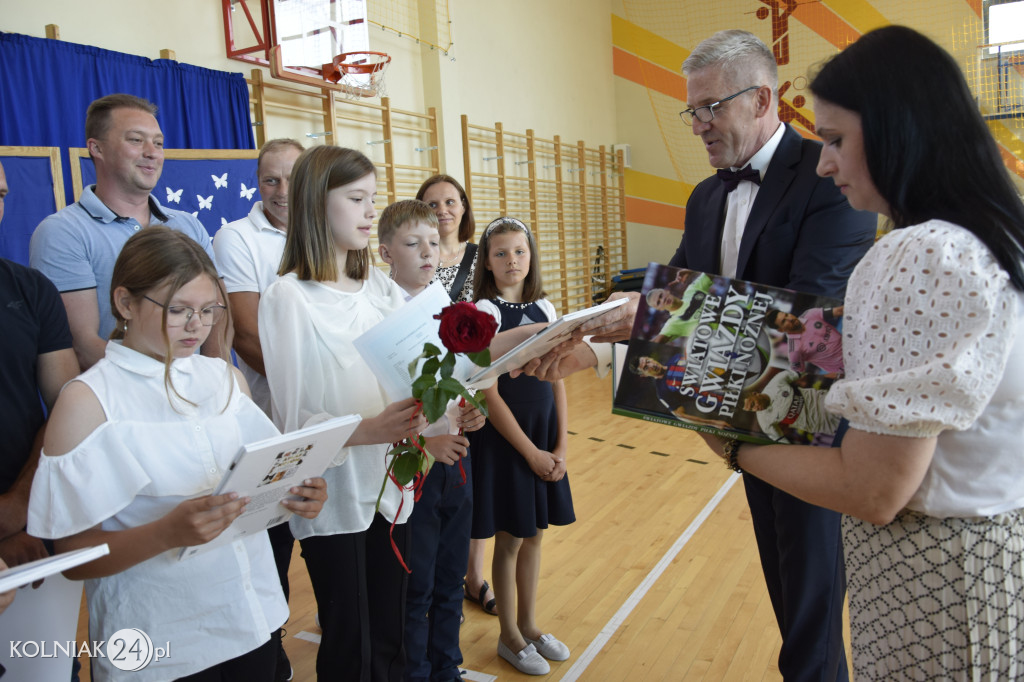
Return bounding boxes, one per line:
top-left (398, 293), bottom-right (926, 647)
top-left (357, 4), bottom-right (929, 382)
top-left (267, 522), bottom-right (295, 601)
top-left (300, 514), bottom-right (411, 682)
top-left (743, 472), bottom-right (848, 682)
top-left (175, 630), bottom-right (279, 682)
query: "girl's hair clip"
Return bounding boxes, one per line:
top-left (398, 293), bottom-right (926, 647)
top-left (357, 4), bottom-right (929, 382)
top-left (484, 216), bottom-right (530, 237)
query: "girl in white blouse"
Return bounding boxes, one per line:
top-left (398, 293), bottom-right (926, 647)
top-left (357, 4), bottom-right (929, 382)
top-left (27, 227), bottom-right (327, 681)
top-left (258, 146), bottom-right (427, 681)
top-left (710, 27), bottom-right (1024, 679)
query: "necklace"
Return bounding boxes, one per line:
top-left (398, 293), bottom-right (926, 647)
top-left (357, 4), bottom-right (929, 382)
top-left (440, 242), bottom-right (466, 266)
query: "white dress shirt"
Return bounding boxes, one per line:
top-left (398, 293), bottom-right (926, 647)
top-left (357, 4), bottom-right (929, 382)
top-left (27, 341), bottom-right (287, 681)
top-left (720, 122), bottom-right (786, 277)
top-left (259, 269), bottom-right (414, 537)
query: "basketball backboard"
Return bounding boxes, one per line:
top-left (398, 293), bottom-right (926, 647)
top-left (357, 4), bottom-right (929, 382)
top-left (223, 0), bottom-right (369, 74)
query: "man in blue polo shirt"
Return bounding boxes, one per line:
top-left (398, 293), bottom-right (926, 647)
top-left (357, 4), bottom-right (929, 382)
top-left (30, 93), bottom-right (223, 370)
top-left (0, 160), bottom-right (79, 602)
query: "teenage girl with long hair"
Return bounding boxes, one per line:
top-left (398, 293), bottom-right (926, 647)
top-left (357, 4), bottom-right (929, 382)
top-left (28, 227), bottom-right (327, 681)
top-left (259, 146), bottom-right (427, 681)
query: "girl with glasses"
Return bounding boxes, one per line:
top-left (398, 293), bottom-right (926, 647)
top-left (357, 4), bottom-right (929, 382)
top-left (27, 226), bottom-right (327, 681)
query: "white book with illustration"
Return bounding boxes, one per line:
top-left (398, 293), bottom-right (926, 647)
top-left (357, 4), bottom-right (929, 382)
top-left (179, 414), bottom-right (361, 559)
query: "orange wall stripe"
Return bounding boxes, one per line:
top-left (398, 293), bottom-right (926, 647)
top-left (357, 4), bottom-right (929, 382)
top-left (611, 14), bottom-right (690, 74)
top-left (821, 0), bottom-right (889, 35)
top-left (998, 145), bottom-right (1024, 180)
top-left (613, 47), bottom-right (687, 101)
top-left (626, 196), bottom-right (686, 230)
top-left (965, 0), bottom-right (982, 19)
top-left (794, 3), bottom-right (862, 49)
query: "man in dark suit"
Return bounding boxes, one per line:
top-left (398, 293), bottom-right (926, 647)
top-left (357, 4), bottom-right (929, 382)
top-left (673, 30), bottom-right (876, 681)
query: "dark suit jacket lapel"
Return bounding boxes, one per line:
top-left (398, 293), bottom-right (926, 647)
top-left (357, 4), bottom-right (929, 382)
top-left (735, 124), bottom-right (801, 277)
top-left (689, 180), bottom-right (729, 273)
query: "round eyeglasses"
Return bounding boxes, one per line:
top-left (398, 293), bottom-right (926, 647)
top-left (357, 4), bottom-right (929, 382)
top-left (679, 86), bottom-right (762, 126)
top-left (143, 295), bottom-right (227, 327)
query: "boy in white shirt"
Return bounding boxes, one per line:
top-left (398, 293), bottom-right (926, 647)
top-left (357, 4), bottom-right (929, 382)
top-left (378, 200), bottom-right (481, 682)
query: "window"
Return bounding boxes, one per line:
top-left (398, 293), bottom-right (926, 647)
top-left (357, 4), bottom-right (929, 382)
top-left (986, 0), bottom-right (1024, 55)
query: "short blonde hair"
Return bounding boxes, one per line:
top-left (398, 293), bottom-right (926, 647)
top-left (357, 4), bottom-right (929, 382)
top-left (377, 200), bottom-right (438, 245)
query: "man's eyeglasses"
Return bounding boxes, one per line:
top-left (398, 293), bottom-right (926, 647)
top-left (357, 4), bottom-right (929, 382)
top-left (143, 295), bottom-right (227, 327)
top-left (679, 86), bottom-right (762, 126)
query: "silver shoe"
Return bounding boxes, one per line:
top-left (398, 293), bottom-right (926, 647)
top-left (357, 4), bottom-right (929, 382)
top-left (525, 633), bottom-right (571, 661)
top-left (497, 640), bottom-right (550, 675)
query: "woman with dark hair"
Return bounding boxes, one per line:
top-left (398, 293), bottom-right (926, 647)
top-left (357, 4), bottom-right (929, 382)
top-left (416, 175), bottom-right (478, 303)
top-left (709, 25), bottom-right (1024, 678)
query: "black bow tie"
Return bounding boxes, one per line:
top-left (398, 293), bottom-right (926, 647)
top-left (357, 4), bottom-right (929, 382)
top-left (716, 165), bottom-right (762, 193)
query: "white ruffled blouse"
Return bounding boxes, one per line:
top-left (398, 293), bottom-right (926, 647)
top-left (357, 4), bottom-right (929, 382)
top-left (26, 341), bottom-right (287, 681)
top-left (826, 220), bottom-right (1024, 517)
top-left (259, 269), bottom-right (414, 537)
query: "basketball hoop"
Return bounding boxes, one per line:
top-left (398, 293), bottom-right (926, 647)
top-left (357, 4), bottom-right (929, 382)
top-left (323, 51), bottom-right (391, 98)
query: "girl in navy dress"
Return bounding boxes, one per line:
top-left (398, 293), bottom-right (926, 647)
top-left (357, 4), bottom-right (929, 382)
top-left (470, 217), bottom-right (574, 675)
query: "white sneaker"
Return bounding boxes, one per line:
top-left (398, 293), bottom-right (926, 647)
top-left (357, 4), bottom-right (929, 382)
top-left (525, 633), bottom-right (571, 661)
top-left (497, 640), bottom-right (550, 675)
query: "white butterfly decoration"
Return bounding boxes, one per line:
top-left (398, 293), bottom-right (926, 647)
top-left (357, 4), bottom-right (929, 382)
top-left (221, 217), bottom-right (229, 227)
top-left (240, 183), bottom-right (256, 200)
top-left (191, 211), bottom-right (199, 218)
top-left (197, 195), bottom-right (213, 210)
top-left (212, 173), bottom-right (228, 189)
top-left (165, 187), bottom-right (183, 204)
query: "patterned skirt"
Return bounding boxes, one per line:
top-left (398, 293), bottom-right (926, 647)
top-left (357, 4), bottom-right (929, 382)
top-left (842, 509), bottom-right (1024, 680)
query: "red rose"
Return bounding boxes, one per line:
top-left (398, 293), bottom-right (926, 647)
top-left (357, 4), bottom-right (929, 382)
top-left (435, 302), bottom-right (498, 353)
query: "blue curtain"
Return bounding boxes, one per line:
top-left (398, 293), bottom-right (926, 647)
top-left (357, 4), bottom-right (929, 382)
top-left (0, 32), bottom-right (253, 151)
top-left (0, 31), bottom-right (255, 264)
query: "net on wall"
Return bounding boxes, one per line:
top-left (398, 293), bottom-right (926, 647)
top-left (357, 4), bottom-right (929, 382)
top-left (616, 0), bottom-right (1023, 190)
top-left (368, 0), bottom-right (454, 54)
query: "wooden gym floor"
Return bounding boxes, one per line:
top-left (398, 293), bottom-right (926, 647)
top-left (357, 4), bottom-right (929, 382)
top-left (77, 368), bottom-right (852, 680)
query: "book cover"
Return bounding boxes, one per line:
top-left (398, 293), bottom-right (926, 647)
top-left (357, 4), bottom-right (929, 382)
top-left (179, 414), bottom-right (361, 560)
top-left (0, 544), bottom-right (110, 592)
top-left (612, 263), bottom-right (845, 446)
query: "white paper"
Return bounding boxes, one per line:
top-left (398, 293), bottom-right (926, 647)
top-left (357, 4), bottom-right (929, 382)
top-left (611, 341), bottom-right (628, 397)
top-left (353, 282), bottom-right (477, 401)
top-left (0, 573), bottom-right (82, 681)
top-left (179, 414), bottom-right (361, 560)
top-left (465, 297), bottom-right (629, 388)
top-left (0, 544), bottom-right (109, 593)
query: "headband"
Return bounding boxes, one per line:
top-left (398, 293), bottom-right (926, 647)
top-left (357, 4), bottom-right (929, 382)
top-left (484, 216), bottom-right (530, 237)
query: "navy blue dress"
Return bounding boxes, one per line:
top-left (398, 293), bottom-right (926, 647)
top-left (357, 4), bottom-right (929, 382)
top-left (469, 298), bottom-right (575, 539)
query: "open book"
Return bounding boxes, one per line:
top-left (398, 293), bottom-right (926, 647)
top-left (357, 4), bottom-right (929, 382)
top-left (464, 296), bottom-right (628, 388)
top-left (354, 284), bottom-right (627, 393)
top-left (179, 414), bottom-right (361, 559)
top-left (613, 263), bottom-right (844, 446)
top-left (0, 544), bottom-right (110, 592)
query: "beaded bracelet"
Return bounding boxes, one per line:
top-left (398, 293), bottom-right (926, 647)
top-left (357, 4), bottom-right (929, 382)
top-left (722, 439), bottom-right (743, 473)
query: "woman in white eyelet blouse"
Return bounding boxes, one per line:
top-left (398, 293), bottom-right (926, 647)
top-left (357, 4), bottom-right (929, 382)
top-left (707, 27), bottom-right (1024, 680)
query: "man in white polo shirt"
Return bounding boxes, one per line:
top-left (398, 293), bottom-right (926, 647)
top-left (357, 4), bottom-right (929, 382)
top-left (214, 139), bottom-right (303, 415)
top-left (213, 138), bottom-right (303, 682)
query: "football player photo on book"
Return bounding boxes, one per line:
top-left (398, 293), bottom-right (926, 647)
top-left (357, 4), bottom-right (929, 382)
top-left (613, 263), bottom-right (845, 446)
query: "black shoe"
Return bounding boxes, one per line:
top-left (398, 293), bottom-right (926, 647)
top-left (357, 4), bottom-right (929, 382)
top-left (275, 632), bottom-right (293, 682)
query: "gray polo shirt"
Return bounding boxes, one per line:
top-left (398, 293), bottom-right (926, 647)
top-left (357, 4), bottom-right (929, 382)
top-left (30, 185), bottom-right (217, 339)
